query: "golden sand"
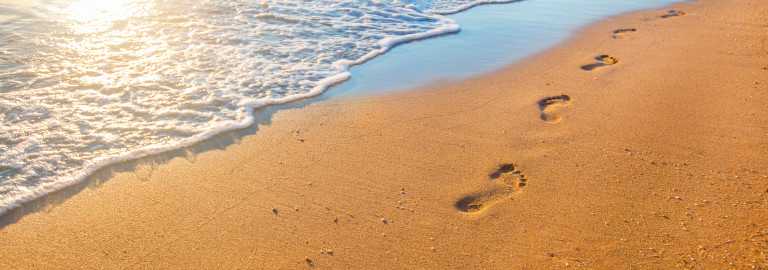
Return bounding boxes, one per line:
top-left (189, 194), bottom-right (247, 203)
top-left (1, 0), bottom-right (766, 268)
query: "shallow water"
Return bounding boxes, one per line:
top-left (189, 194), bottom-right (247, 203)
top-left (333, 0), bottom-right (685, 95)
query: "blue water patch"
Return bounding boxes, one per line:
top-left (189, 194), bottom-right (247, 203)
top-left (333, 0), bottom-right (683, 95)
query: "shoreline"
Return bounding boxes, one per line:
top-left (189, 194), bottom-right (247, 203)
top-left (331, 0), bottom-right (684, 96)
top-left (2, 0), bottom-right (767, 268)
top-left (0, 0), bottom-right (685, 220)
top-left (0, 0), bottom-right (684, 217)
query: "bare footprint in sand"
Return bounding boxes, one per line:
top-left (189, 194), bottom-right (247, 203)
top-left (538, 95), bottom-right (572, 123)
top-left (661, 10), bottom-right (685, 18)
top-left (612, 28), bottom-right (637, 40)
top-left (581, 55), bottom-right (619, 71)
top-left (455, 164), bottom-right (528, 214)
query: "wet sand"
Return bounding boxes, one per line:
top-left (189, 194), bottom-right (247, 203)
top-left (1, 0), bottom-right (767, 268)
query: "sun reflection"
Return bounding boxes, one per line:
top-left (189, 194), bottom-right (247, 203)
top-left (45, 0), bottom-right (162, 98)
top-left (60, 0), bottom-right (148, 33)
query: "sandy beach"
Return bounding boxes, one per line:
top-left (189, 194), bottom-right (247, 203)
top-left (1, 0), bottom-right (767, 268)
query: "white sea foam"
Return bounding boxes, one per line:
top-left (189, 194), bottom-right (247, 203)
top-left (421, 0), bottom-right (521, 14)
top-left (0, 0), bottom-right (498, 216)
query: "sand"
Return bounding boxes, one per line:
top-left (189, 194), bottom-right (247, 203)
top-left (1, 0), bottom-right (767, 268)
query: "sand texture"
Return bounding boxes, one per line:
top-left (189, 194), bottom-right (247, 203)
top-left (1, 0), bottom-right (767, 268)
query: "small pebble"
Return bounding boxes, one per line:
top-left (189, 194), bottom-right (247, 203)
top-left (381, 218), bottom-right (387, 224)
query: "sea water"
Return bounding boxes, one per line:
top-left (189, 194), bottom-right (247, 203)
top-left (0, 0), bottom-right (681, 216)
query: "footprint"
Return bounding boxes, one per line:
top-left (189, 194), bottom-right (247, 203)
top-left (661, 10), bottom-right (685, 18)
top-left (612, 28), bottom-right (637, 40)
top-left (455, 163), bottom-right (528, 214)
top-left (454, 189), bottom-right (513, 213)
top-left (538, 95), bottom-right (572, 123)
top-left (580, 55), bottom-right (619, 71)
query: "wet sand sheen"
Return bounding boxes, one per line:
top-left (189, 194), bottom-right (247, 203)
top-left (1, 0), bottom-right (767, 268)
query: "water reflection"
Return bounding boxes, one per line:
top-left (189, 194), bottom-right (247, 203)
top-left (56, 0), bottom-right (153, 33)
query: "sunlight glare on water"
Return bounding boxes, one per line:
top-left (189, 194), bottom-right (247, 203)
top-left (61, 0), bottom-right (146, 32)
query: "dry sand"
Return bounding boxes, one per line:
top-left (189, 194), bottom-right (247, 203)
top-left (2, 0), bottom-right (767, 268)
